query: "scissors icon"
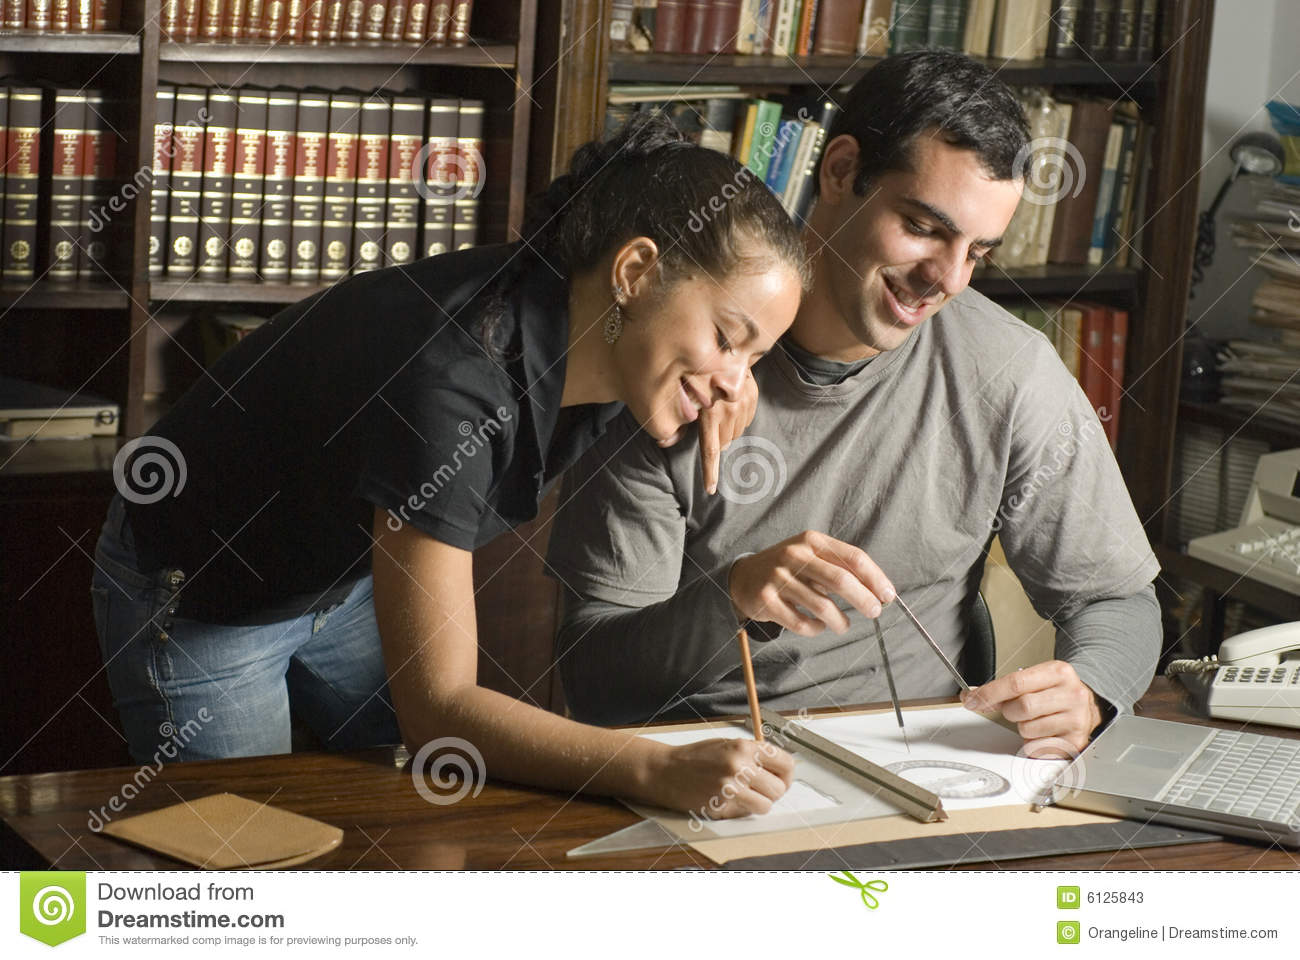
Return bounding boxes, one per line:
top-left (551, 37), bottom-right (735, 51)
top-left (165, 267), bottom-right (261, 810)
top-left (828, 871), bottom-right (888, 909)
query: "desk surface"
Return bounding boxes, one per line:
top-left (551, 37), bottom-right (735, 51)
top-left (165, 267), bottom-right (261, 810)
top-left (3, 680), bottom-right (1298, 871)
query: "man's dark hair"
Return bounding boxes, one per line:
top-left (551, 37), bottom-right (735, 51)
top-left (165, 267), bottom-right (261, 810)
top-left (820, 50), bottom-right (1031, 195)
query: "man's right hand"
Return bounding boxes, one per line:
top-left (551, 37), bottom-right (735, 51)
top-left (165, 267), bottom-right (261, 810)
top-left (729, 530), bottom-right (896, 636)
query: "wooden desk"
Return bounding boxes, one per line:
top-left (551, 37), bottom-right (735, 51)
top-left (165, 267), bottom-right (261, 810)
top-left (3, 680), bottom-right (1297, 871)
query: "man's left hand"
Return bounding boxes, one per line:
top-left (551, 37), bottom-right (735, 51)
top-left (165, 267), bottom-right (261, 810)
top-left (960, 660), bottom-right (1103, 758)
top-left (662, 368), bottom-right (758, 495)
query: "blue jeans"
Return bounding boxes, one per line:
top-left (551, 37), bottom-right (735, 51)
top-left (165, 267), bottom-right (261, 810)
top-left (91, 495), bottom-right (400, 763)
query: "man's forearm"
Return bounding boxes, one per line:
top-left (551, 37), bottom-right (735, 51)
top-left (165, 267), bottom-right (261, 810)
top-left (1054, 583), bottom-right (1161, 717)
top-left (555, 567), bottom-right (741, 726)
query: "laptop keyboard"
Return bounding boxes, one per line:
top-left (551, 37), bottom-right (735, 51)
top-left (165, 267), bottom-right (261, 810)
top-left (1159, 730), bottom-right (1300, 823)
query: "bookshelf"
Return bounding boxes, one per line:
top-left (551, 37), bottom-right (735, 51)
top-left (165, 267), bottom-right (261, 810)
top-left (534, 0), bottom-right (1216, 552)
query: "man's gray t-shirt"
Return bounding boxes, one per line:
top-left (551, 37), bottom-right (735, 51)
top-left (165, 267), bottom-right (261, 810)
top-left (546, 287), bottom-right (1160, 724)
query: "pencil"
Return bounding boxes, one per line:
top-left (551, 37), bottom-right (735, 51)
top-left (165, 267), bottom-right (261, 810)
top-left (736, 627), bottom-right (763, 742)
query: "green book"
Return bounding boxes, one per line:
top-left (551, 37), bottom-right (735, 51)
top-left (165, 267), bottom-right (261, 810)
top-left (746, 100), bottom-right (783, 182)
top-left (889, 0), bottom-right (930, 53)
top-left (927, 0), bottom-right (968, 51)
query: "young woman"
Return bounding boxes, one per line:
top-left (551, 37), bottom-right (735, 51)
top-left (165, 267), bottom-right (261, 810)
top-left (93, 113), bottom-right (806, 818)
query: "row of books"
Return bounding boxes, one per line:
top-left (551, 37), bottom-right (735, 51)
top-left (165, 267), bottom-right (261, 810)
top-left (159, 0), bottom-right (471, 44)
top-left (996, 93), bottom-right (1148, 270)
top-left (1, 0), bottom-right (120, 31)
top-left (1006, 298), bottom-right (1129, 448)
top-left (151, 84), bottom-right (484, 285)
top-left (0, 86), bottom-right (124, 284)
top-left (616, 0), bottom-right (1159, 61)
top-left (606, 87), bottom-right (838, 223)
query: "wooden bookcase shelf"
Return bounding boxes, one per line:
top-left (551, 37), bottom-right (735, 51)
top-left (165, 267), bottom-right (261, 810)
top-left (0, 282), bottom-right (131, 309)
top-left (970, 264), bottom-right (1141, 298)
top-left (158, 39), bottom-right (516, 66)
top-left (148, 280), bottom-right (335, 303)
top-left (0, 32), bottom-right (142, 55)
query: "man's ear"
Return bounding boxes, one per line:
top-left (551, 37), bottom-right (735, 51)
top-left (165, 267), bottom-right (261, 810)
top-left (610, 237), bottom-right (661, 300)
top-left (817, 134), bottom-right (862, 205)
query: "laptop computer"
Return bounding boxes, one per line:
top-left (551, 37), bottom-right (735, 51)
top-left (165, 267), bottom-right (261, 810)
top-left (1052, 714), bottom-right (1300, 848)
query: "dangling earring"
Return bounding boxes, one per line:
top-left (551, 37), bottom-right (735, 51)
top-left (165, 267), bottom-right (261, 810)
top-left (604, 286), bottom-right (624, 345)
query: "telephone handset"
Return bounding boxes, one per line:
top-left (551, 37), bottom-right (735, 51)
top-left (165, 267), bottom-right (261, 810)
top-left (1205, 623), bottom-right (1300, 728)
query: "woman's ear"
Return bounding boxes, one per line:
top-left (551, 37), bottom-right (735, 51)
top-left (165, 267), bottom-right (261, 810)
top-left (818, 134), bottom-right (862, 205)
top-left (610, 237), bottom-right (661, 300)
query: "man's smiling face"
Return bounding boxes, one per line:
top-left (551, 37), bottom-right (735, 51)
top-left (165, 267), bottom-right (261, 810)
top-left (817, 131), bottom-right (1024, 356)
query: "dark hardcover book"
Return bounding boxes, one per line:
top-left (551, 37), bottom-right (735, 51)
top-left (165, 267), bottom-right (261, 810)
top-left (448, 0), bottom-right (470, 43)
top-left (302, 0), bottom-right (324, 38)
top-left (52, 0), bottom-right (71, 30)
top-left (94, 0), bottom-right (119, 29)
top-left (361, 0), bottom-right (386, 38)
top-left (353, 95), bottom-right (389, 273)
top-left (705, 0), bottom-right (741, 53)
top-left (421, 97), bottom-right (457, 259)
top-left (290, 91), bottom-right (329, 284)
top-left (229, 88), bottom-right (267, 281)
top-left (160, 0), bottom-right (180, 37)
top-left (383, 0), bottom-right (405, 39)
top-left (43, 91), bottom-right (87, 283)
top-left (889, 0), bottom-right (929, 53)
top-left (1081, 0), bottom-right (1114, 58)
top-left (261, 0), bottom-right (287, 38)
top-left (1047, 98), bottom-right (1114, 265)
top-left (179, 0), bottom-right (201, 39)
top-left (1110, 0), bottom-right (1138, 59)
top-left (79, 93), bottom-right (121, 280)
top-left (3, 0), bottom-right (24, 27)
top-left (285, 0), bottom-right (307, 41)
top-left (926, 0), bottom-right (966, 51)
top-left (1134, 0), bottom-right (1156, 61)
top-left (73, 0), bottom-right (93, 30)
top-left (3, 88), bottom-right (41, 283)
top-left (341, 0), bottom-right (363, 37)
top-left (197, 90), bottom-right (236, 281)
top-left (27, 0), bottom-right (54, 30)
top-left (452, 98), bottom-right (482, 251)
top-left (1047, 0), bottom-right (1085, 58)
top-left (165, 86), bottom-right (207, 278)
top-left (403, 0), bottom-right (427, 40)
top-left (324, 0), bottom-right (344, 38)
top-left (321, 92), bottom-right (360, 281)
top-left (790, 98), bottom-right (839, 224)
top-left (383, 94), bottom-right (423, 268)
top-left (148, 85), bottom-right (175, 277)
top-left (222, 0), bottom-right (247, 36)
top-left (813, 0), bottom-right (863, 55)
top-left (681, 0), bottom-right (708, 53)
top-left (259, 90), bottom-right (296, 282)
top-left (200, 0), bottom-right (223, 37)
top-left (243, 0), bottom-right (264, 36)
top-left (653, 0), bottom-right (685, 51)
top-left (429, 0), bottom-right (453, 42)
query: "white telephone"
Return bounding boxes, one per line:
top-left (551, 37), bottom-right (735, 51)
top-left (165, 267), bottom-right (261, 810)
top-left (1203, 622), bottom-right (1300, 729)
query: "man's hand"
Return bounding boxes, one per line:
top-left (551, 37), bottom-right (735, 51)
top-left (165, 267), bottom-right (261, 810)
top-left (681, 368), bottom-right (757, 495)
top-left (729, 530), bottom-right (895, 636)
top-left (961, 660), bottom-right (1103, 758)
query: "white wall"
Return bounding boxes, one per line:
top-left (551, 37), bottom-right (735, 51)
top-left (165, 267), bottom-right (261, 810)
top-left (1194, 0), bottom-right (1298, 340)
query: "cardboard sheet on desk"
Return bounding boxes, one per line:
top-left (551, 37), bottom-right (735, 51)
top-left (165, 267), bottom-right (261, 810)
top-left (631, 704), bottom-right (1120, 866)
top-left (101, 792), bottom-right (343, 869)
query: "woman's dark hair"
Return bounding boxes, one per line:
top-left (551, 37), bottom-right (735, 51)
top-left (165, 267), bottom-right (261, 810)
top-left (478, 112), bottom-right (808, 354)
top-left (820, 50), bottom-right (1031, 196)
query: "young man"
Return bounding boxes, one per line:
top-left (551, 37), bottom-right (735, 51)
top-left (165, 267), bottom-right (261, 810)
top-left (546, 51), bottom-right (1161, 759)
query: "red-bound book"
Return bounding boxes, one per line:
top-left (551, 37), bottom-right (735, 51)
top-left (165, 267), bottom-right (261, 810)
top-left (148, 85), bottom-right (175, 277)
top-left (341, 0), bottom-right (363, 39)
top-left (383, 0), bottom-right (405, 39)
top-left (243, 0), bottom-right (264, 36)
top-left (159, 0), bottom-right (180, 38)
top-left (290, 91), bottom-right (329, 283)
top-left (706, 0), bottom-right (741, 52)
top-left (165, 86), bottom-right (207, 278)
top-left (222, 0), bottom-right (247, 36)
top-left (1074, 301), bottom-right (1110, 421)
top-left (228, 88), bottom-right (268, 281)
top-left (383, 95), bottom-right (423, 267)
top-left (302, 0), bottom-right (324, 39)
top-left (402, 0), bottom-right (426, 40)
top-left (447, 0), bottom-right (469, 42)
top-left (323, 0), bottom-right (343, 38)
top-left (93, 0), bottom-right (116, 29)
top-left (421, 96), bottom-right (456, 258)
top-left (44, 90), bottom-right (87, 282)
top-left (200, 0), bottom-right (224, 37)
top-left (26, 0), bottom-right (55, 30)
top-left (681, 0), bottom-right (708, 53)
top-left (353, 95), bottom-right (389, 273)
top-left (814, 0), bottom-right (864, 54)
top-left (795, 0), bottom-right (820, 55)
top-left (361, 0), bottom-right (386, 39)
top-left (179, 0), bottom-right (201, 39)
top-left (79, 92), bottom-right (121, 280)
top-left (52, 0), bottom-right (73, 30)
top-left (3, 88), bottom-right (42, 283)
top-left (73, 0), bottom-right (92, 29)
top-left (427, 0), bottom-right (451, 44)
top-left (259, 90), bottom-right (297, 282)
top-left (320, 92), bottom-right (360, 280)
top-left (197, 90), bottom-right (236, 281)
top-left (260, 0), bottom-right (287, 39)
top-left (452, 98), bottom-right (482, 250)
top-left (1105, 307), bottom-right (1128, 449)
top-left (2, 0), bottom-right (24, 29)
top-left (285, 0), bottom-right (307, 41)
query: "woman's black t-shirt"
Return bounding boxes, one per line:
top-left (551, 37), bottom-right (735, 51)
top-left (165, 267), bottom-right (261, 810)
top-left (124, 244), bottom-right (622, 624)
